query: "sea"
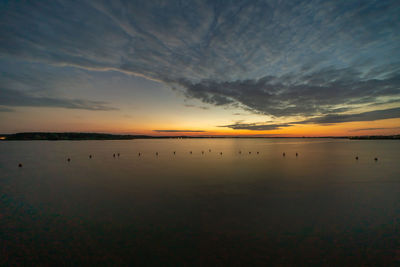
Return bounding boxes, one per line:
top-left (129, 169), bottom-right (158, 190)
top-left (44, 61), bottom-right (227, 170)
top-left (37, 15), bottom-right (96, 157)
top-left (1, 138), bottom-right (400, 265)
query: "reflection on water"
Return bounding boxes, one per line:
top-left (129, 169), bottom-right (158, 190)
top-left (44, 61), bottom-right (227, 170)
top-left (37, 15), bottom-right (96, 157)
top-left (1, 139), bottom-right (400, 265)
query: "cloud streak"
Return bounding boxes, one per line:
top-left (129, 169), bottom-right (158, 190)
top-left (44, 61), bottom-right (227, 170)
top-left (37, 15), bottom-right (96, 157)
top-left (299, 107), bottom-right (400, 124)
top-left (184, 104), bottom-right (209, 110)
top-left (0, 88), bottom-right (117, 111)
top-left (349, 127), bottom-right (400, 132)
top-left (221, 108), bottom-right (400, 130)
top-left (0, 106), bottom-right (14, 112)
top-left (153, 130), bottom-right (206, 133)
top-left (219, 122), bottom-right (291, 131)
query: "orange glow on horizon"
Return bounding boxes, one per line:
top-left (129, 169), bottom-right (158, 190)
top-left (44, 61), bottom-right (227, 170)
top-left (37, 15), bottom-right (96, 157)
top-left (93, 118), bottom-right (400, 137)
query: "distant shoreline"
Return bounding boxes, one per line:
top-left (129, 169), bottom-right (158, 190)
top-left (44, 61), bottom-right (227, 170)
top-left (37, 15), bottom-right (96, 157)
top-left (0, 132), bottom-right (399, 141)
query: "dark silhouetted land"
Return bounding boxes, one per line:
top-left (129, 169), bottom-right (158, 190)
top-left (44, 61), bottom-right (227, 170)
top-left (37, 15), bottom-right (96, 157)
top-left (0, 132), bottom-right (399, 140)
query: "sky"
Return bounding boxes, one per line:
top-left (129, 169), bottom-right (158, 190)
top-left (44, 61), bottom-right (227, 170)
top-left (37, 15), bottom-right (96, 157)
top-left (1, 0), bottom-right (399, 136)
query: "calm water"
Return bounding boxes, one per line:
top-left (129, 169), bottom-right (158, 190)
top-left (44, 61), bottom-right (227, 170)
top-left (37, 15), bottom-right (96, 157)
top-left (1, 138), bottom-right (400, 266)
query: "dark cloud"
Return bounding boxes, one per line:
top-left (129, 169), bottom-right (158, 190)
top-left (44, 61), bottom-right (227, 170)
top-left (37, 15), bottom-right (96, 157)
top-left (220, 122), bottom-right (292, 131)
top-left (0, 0), bottom-right (399, 119)
top-left (221, 107), bottom-right (400, 130)
top-left (181, 71), bottom-right (400, 117)
top-left (153, 130), bottom-right (206, 133)
top-left (349, 127), bottom-right (400, 132)
top-left (0, 88), bottom-right (117, 111)
top-left (299, 107), bottom-right (400, 124)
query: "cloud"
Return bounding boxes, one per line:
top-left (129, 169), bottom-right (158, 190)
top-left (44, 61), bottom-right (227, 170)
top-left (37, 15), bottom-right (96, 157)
top-left (1, 0), bottom-right (399, 119)
top-left (153, 130), bottom-right (206, 133)
top-left (349, 127), bottom-right (400, 132)
top-left (184, 104), bottom-right (209, 110)
top-left (221, 107), bottom-right (400, 131)
top-left (298, 107), bottom-right (400, 124)
top-left (0, 106), bottom-right (14, 112)
top-left (0, 88), bottom-right (117, 111)
top-left (181, 71), bottom-right (400, 117)
top-left (219, 122), bottom-right (292, 131)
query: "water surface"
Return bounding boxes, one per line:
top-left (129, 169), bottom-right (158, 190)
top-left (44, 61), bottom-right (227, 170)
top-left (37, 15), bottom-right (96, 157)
top-left (1, 139), bottom-right (400, 265)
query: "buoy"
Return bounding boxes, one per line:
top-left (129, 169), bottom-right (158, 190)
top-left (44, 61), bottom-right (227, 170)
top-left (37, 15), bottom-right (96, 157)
top-left (113, 154), bottom-right (115, 158)
top-left (355, 156), bottom-right (358, 160)
top-left (138, 152), bottom-right (141, 156)
top-left (173, 151), bottom-right (176, 155)
top-left (202, 151), bottom-right (204, 154)
top-left (117, 153), bottom-right (120, 157)
top-left (257, 152), bottom-right (259, 154)
top-left (374, 157), bottom-right (378, 161)
top-left (18, 163), bottom-right (22, 168)
top-left (296, 152), bottom-right (298, 157)
top-left (220, 152), bottom-right (223, 155)
top-left (156, 152), bottom-right (159, 156)
top-left (67, 158), bottom-right (71, 162)
top-left (89, 155), bottom-right (92, 159)
top-left (190, 151), bottom-right (192, 154)
top-left (249, 151), bottom-right (251, 154)
top-left (209, 149), bottom-right (211, 152)
top-left (283, 152), bottom-right (286, 157)
top-left (239, 151), bottom-right (241, 154)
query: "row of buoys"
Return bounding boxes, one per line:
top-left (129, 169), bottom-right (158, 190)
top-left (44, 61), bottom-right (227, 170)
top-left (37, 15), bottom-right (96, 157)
top-left (355, 156), bottom-right (378, 161)
top-left (17, 153), bottom-right (380, 167)
top-left (96, 152), bottom-right (379, 161)
top-left (283, 152), bottom-right (300, 157)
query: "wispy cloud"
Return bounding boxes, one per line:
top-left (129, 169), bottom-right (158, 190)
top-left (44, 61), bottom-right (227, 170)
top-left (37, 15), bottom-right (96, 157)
top-left (349, 127), bottom-right (400, 132)
top-left (0, 106), bottom-right (14, 112)
top-left (0, 88), bottom-right (117, 111)
top-left (184, 104), bottom-right (209, 110)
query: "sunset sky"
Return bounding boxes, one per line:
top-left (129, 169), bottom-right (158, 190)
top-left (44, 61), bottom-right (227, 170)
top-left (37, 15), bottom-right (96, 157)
top-left (1, 0), bottom-right (399, 136)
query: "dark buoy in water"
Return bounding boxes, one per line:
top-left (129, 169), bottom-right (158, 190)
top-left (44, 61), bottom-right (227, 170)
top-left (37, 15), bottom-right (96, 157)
top-left (156, 152), bottom-right (159, 156)
top-left (67, 158), bottom-right (71, 162)
top-left (355, 156), bottom-right (359, 160)
top-left (202, 151), bottom-right (204, 154)
top-left (190, 151), bottom-right (192, 154)
top-left (173, 151), bottom-right (176, 155)
top-left (220, 152), bottom-right (223, 155)
top-left (249, 151), bottom-right (251, 154)
top-left (296, 152), bottom-right (298, 157)
top-left (283, 152), bottom-right (286, 157)
top-left (374, 157), bottom-right (378, 161)
top-left (138, 152), bottom-right (141, 156)
top-left (209, 149), bottom-right (211, 152)
top-left (113, 153), bottom-right (115, 158)
top-left (257, 151), bottom-right (259, 154)
top-left (89, 155), bottom-right (92, 159)
top-left (18, 163), bottom-right (22, 168)
top-left (117, 153), bottom-right (120, 157)
top-left (239, 151), bottom-right (241, 154)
